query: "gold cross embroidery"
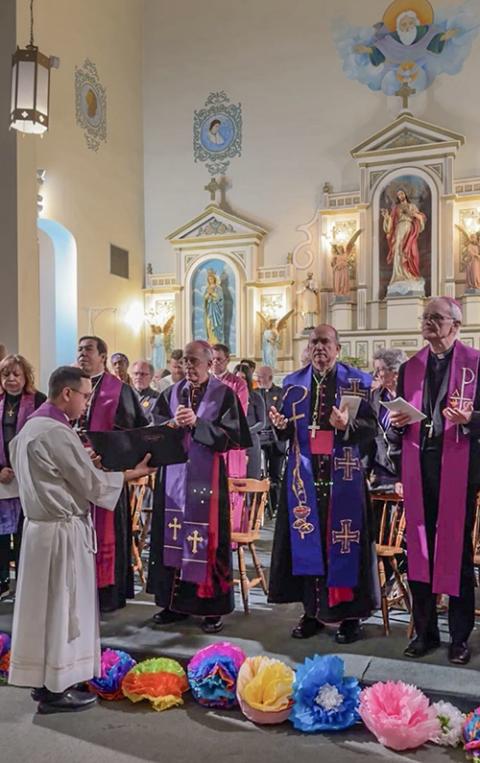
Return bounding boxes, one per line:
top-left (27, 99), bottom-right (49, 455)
top-left (334, 447), bottom-right (360, 481)
top-left (168, 517), bottom-right (182, 542)
top-left (187, 530), bottom-right (204, 554)
top-left (332, 519), bottom-right (360, 555)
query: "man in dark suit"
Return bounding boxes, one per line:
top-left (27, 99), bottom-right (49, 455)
top-left (256, 365), bottom-right (286, 513)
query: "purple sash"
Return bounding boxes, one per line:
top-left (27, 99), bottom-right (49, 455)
top-left (403, 341), bottom-right (480, 596)
top-left (163, 377), bottom-right (227, 585)
top-left (281, 363), bottom-right (371, 587)
top-left (88, 373), bottom-right (123, 589)
top-left (29, 400), bottom-right (71, 427)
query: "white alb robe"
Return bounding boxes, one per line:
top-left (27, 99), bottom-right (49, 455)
top-left (8, 416), bottom-right (124, 692)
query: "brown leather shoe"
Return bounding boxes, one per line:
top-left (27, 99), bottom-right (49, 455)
top-left (448, 642), bottom-right (470, 665)
top-left (404, 636), bottom-right (441, 658)
top-left (291, 615), bottom-right (324, 639)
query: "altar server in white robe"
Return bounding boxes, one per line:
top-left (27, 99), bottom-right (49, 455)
top-left (8, 366), bottom-right (154, 714)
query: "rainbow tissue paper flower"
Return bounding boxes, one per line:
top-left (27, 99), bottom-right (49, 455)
top-left (236, 656), bottom-right (294, 725)
top-left (122, 657), bottom-right (188, 711)
top-left (187, 642), bottom-right (246, 709)
top-left (464, 707), bottom-right (480, 760)
top-left (359, 681), bottom-right (440, 750)
top-left (289, 654), bottom-right (360, 733)
top-left (0, 633), bottom-right (11, 685)
top-left (88, 649), bottom-right (136, 700)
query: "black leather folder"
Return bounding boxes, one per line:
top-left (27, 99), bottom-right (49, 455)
top-left (86, 425), bottom-right (187, 470)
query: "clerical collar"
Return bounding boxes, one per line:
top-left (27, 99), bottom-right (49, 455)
top-left (90, 372), bottom-right (104, 384)
top-left (5, 392), bottom-right (21, 402)
top-left (312, 364), bottom-right (335, 383)
top-left (430, 344), bottom-right (455, 361)
top-left (214, 371), bottom-right (228, 380)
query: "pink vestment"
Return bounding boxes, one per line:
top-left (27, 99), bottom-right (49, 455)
top-left (215, 371), bottom-right (248, 534)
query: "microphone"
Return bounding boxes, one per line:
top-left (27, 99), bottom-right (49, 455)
top-left (180, 384), bottom-right (191, 408)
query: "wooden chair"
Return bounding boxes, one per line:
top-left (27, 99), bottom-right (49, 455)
top-left (472, 493), bottom-right (480, 615)
top-left (128, 475), bottom-right (153, 588)
top-left (229, 477), bottom-right (270, 614)
top-left (371, 491), bottom-right (412, 636)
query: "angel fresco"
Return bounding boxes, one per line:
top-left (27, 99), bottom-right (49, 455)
top-left (330, 229), bottom-right (362, 298)
top-left (257, 309), bottom-right (294, 369)
top-left (456, 224), bottom-right (480, 291)
top-left (334, 0), bottom-right (480, 98)
top-left (147, 313), bottom-right (175, 371)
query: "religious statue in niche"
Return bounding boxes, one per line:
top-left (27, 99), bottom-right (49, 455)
top-left (333, 0), bottom-right (480, 103)
top-left (191, 258), bottom-right (236, 353)
top-left (329, 228), bottom-right (362, 300)
top-left (456, 224), bottom-right (480, 293)
top-left (379, 176), bottom-right (431, 298)
top-left (204, 270), bottom-right (225, 343)
top-left (146, 312), bottom-right (175, 371)
top-left (296, 273), bottom-right (319, 330)
top-left (257, 310), bottom-right (294, 369)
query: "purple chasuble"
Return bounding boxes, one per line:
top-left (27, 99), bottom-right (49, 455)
top-left (0, 393), bottom-right (36, 535)
top-left (402, 341), bottom-right (480, 596)
top-left (163, 377), bottom-right (227, 586)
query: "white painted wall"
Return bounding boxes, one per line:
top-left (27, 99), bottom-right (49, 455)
top-left (143, 0), bottom-right (480, 273)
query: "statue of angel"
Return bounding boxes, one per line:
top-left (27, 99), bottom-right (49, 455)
top-left (330, 229), bottom-right (362, 297)
top-left (147, 313), bottom-right (175, 370)
top-left (257, 309), bottom-right (294, 369)
top-left (456, 224), bottom-right (480, 292)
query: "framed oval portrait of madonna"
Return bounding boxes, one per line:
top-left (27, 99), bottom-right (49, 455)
top-left (199, 112), bottom-right (236, 153)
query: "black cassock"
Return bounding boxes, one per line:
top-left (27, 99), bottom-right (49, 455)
top-left (83, 376), bottom-right (149, 611)
top-left (147, 381), bottom-right (251, 616)
top-left (268, 370), bottom-right (378, 622)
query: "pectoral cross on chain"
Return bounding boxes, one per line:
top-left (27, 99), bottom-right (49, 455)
top-left (332, 519), bottom-right (360, 555)
top-left (168, 516), bottom-right (182, 542)
top-left (187, 530), bottom-right (204, 554)
top-left (308, 421), bottom-right (321, 439)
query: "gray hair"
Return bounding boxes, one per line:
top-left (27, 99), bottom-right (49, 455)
top-left (427, 297), bottom-right (463, 324)
top-left (185, 340), bottom-right (213, 361)
top-left (131, 359), bottom-right (154, 375)
top-left (373, 347), bottom-right (407, 372)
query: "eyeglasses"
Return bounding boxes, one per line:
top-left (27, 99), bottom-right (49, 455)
top-left (420, 314), bottom-right (454, 324)
top-left (68, 387), bottom-right (92, 401)
top-left (132, 372), bottom-right (150, 377)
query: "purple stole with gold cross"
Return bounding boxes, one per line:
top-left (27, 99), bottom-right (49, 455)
top-left (163, 376), bottom-right (227, 589)
top-left (402, 340), bottom-right (480, 597)
top-left (281, 363), bottom-right (371, 590)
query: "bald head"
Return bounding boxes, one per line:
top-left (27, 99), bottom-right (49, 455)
top-left (308, 324), bottom-right (340, 372)
top-left (257, 365), bottom-right (274, 389)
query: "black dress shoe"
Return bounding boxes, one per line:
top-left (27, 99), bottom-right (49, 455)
top-left (448, 642), bottom-right (471, 665)
top-left (335, 619), bottom-right (362, 644)
top-left (201, 617), bottom-right (224, 634)
top-left (37, 689), bottom-right (98, 714)
top-left (403, 636), bottom-right (441, 658)
top-left (152, 608), bottom-right (189, 625)
top-left (291, 615), bottom-right (324, 640)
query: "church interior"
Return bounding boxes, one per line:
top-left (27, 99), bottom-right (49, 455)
top-left (3, 0), bottom-right (480, 382)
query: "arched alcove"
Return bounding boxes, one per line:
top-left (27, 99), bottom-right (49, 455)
top-left (37, 219), bottom-right (78, 391)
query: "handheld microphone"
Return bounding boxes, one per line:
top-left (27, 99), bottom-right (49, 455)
top-left (180, 384), bottom-right (191, 408)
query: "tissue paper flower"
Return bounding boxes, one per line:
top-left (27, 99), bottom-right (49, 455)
top-left (236, 656), bottom-right (294, 724)
top-left (464, 708), bottom-right (480, 760)
top-left (430, 701), bottom-right (465, 747)
top-left (289, 654), bottom-right (360, 733)
top-left (88, 649), bottom-right (136, 700)
top-left (359, 681), bottom-right (440, 750)
top-left (122, 657), bottom-right (188, 711)
top-left (188, 642), bottom-right (246, 709)
top-left (0, 633), bottom-right (11, 685)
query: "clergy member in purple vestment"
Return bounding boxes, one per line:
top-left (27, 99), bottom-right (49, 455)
top-left (268, 325), bottom-right (378, 644)
top-left (391, 297), bottom-right (480, 666)
top-left (76, 336), bottom-right (149, 613)
top-left (147, 340), bottom-right (251, 634)
top-left (8, 366), bottom-right (154, 714)
top-left (0, 354), bottom-right (45, 597)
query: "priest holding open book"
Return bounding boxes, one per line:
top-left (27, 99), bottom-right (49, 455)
top-left (390, 297), bottom-right (480, 665)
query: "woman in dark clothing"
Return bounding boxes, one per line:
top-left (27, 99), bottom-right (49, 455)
top-left (0, 354), bottom-right (46, 596)
top-left (234, 363), bottom-right (266, 479)
top-left (368, 348), bottom-right (407, 491)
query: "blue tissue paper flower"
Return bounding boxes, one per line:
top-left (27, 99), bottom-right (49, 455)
top-left (290, 654), bottom-right (360, 732)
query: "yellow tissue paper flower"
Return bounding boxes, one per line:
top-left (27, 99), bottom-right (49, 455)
top-left (237, 656), bottom-right (294, 712)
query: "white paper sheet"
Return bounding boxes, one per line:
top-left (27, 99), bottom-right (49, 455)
top-left (0, 476), bottom-right (19, 500)
top-left (339, 395), bottom-right (361, 421)
top-left (380, 396), bottom-right (426, 423)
